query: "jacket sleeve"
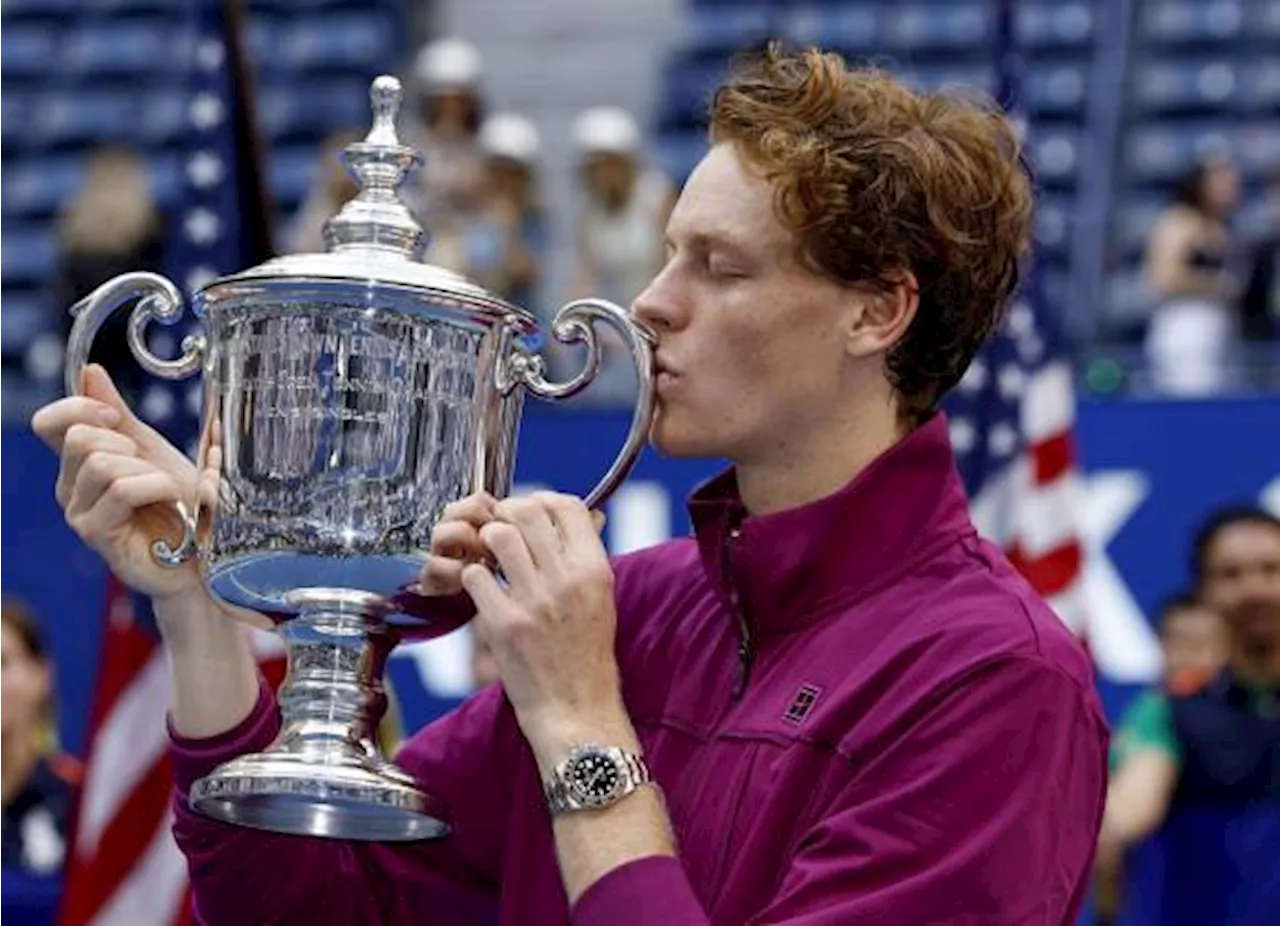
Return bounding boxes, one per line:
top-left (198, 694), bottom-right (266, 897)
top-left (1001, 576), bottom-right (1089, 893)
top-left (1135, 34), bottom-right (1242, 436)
top-left (170, 677), bottom-right (516, 925)
top-left (569, 656), bottom-right (1108, 926)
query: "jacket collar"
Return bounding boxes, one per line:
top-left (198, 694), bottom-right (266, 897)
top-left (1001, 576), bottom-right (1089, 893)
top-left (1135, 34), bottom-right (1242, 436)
top-left (686, 414), bottom-right (976, 637)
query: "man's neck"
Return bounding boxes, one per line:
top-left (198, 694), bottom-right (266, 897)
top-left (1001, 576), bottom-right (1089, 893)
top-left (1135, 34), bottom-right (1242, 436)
top-left (735, 405), bottom-right (910, 516)
top-left (1, 731), bottom-right (40, 806)
top-left (1230, 642), bottom-right (1280, 690)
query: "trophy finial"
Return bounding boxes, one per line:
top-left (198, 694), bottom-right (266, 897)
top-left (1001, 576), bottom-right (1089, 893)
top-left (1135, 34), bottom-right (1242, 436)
top-left (366, 76), bottom-right (403, 148)
top-left (321, 75), bottom-right (428, 259)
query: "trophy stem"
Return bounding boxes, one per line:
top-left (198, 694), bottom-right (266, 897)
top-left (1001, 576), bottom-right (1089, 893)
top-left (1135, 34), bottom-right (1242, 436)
top-left (187, 593), bottom-right (450, 841)
top-left (275, 602), bottom-right (391, 758)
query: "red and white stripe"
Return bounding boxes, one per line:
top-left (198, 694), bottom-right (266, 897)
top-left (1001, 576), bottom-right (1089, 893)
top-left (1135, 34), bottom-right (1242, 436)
top-left (970, 359), bottom-right (1088, 637)
top-left (61, 578), bottom-right (286, 926)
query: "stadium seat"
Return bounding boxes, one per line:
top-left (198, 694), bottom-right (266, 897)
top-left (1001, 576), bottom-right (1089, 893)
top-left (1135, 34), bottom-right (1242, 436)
top-left (1131, 59), bottom-right (1239, 113)
top-left (881, 3), bottom-right (992, 54)
top-left (276, 16), bottom-right (392, 72)
top-left (777, 5), bottom-right (880, 57)
top-left (29, 90), bottom-right (136, 149)
top-left (1023, 63), bottom-right (1089, 117)
top-left (1243, 0), bottom-right (1280, 41)
top-left (1235, 121), bottom-right (1280, 178)
top-left (61, 21), bottom-right (182, 76)
top-left (683, 3), bottom-right (773, 59)
top-left (1239, 58), bottom-right (1280, 112)
top-left (269, 145), bottom-right (322, 209)
top-left (2, 91), bottom-right (32, 151)
top-left (1, 227), bottom-right (58, 289)
top-left (1, 156), bottom-right (85, 218)
top-left (0, 0), bottom-right (80, 20)
top-left (0, 294), bottom-right (52, 361)
top-left (1035, 195), bottom-right (1073, 257)
top-left (1111, 194), bottom-right (1166, 257)
top-left (1029, 127), bottom-right (1082, 188)
top-left (258, 80), bottom-right (371, 142)
top-left (1123, 120), bottom-right (1235, 181)
top-left (1138, 0), bottom-right (1245, 46)
top-left (1017, 1), bottom-right (1095, 51)
top-left (135, 88), bottom-right (190, 145)
top-left (0, 24), bottom-right (59, 78)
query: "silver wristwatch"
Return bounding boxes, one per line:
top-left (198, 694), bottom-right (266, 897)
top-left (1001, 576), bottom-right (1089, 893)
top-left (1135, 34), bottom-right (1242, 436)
top-left (543, 743), bottom-right (652, 815)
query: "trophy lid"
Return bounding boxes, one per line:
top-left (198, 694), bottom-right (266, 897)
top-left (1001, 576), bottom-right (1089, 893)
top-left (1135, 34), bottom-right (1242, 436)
top-left (205, 76), bottom-right (534, 326)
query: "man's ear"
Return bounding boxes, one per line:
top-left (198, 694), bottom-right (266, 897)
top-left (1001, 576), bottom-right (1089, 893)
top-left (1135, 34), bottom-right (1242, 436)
top-left (844, 271), bottom-right (919, 360)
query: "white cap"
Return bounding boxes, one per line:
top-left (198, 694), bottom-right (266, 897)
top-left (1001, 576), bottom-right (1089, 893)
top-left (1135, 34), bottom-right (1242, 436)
top-left (572, 107), bottom-right (641, 157)
top-left (413, 38), bottom-right (482, 94)
top-left (478, 112), bottom-right (541, 166)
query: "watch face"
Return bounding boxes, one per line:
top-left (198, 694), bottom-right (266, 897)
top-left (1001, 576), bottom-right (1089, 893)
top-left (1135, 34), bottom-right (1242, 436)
top-left (565, 749), bottom-right (623, 807)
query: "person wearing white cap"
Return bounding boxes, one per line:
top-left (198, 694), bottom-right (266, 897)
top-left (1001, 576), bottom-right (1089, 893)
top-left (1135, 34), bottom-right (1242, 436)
top-left (438, 112), bottom-right (546, 311)
top-left (569, 106), bottom-right (676, 405)
top-left (403, 37), bottom-right (488, 237)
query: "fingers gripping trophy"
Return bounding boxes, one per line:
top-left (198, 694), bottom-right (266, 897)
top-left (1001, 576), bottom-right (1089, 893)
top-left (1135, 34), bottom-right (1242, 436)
top-left (56, 77), bottom-right (655, 841)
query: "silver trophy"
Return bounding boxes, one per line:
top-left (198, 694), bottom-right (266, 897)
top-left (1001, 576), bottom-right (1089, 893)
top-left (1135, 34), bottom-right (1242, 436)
top-left (62, 76), bottom-right (655, 842)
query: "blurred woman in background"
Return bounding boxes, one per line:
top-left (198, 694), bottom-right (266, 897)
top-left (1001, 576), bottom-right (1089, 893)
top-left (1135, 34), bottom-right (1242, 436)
top-left (1143, 153), bottom-right (1243, 396)
top-left (1, 599), bottom-right (80, 879)
top-left (52, 144), bottom-right (166, 405)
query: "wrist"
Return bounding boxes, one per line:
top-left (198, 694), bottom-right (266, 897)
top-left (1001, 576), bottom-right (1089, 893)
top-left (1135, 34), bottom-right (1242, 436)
top-left (522, 702), bottom-right (640, 777)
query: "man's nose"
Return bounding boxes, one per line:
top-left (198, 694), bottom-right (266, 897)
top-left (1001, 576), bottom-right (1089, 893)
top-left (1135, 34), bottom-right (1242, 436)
top-left (632, 266), bottom-right (683, 334)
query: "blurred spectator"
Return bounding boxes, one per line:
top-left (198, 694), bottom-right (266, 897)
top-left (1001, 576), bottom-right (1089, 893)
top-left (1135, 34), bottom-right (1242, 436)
top-left (1, 599), bottom-right (80, 880)
top-left (1153, 591), bottom-right (1227, 688)
top-left (51, 145), bottom-right (166, 404)
top-left (1096, 507), bottom-right (1280, 926)
top-left (1239, 170), bottom-right (1279, 345)
top-left (452, 112), bottom-right (546, 312)
top-left (1143, 154), bottom-right (1244, 396)
top-left (568, 106), bottom-right (676, 404)
top-left (404, 37), bottom-right (487, 244)
top-left (285, 128), bottom-right (363, 255)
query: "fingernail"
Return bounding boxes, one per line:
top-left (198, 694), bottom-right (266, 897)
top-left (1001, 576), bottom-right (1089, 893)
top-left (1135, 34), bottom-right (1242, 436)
top-left (97, 406), bottom-right (121, 425)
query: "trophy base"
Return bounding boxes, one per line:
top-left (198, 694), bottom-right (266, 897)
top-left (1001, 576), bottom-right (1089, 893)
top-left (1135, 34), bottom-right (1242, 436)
top-left (189, 747), bottom-right (450, 842)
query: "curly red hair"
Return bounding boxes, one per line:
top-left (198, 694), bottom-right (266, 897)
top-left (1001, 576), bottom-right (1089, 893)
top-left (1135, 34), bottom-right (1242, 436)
top-left (710, 45), bottom-right (1035, 422)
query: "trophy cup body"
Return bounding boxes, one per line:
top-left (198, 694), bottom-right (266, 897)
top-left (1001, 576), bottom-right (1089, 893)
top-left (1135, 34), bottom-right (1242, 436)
top-left (61, 78), bottom-right (654, 841)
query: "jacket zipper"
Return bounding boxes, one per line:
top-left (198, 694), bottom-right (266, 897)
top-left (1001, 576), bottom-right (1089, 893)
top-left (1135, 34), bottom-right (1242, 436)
top-left (725, 525), bottom-right (755, 698)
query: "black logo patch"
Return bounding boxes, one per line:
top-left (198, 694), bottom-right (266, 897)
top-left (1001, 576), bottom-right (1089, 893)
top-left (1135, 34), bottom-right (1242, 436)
top-left (783, 684), bottom-right (822, 725)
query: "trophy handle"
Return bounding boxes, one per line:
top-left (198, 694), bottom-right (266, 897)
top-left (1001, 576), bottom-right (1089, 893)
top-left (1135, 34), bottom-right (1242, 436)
top-left (65, 271), bottom-right (205, 567)
top-left (501, 299), bottom-right (656, 509)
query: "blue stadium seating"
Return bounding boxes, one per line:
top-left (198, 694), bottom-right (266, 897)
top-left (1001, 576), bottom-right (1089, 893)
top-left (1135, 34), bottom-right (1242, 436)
top-left (1023, 63), bottom-right (1089, 117)
top-left (1131, 58), bottom-right (1241, 113)
top-left (1137, 0), bottom-right (1246, 45)
top-left (778, 5), bottom-right (880, 56)
top-left (1016, 1), bottom-right (1096, 51)
top-left (61, 21), bottom-right (188, 76)
top-left (0, 24), bottom-right (58, 78)
top-left (1, 227), bottom-right (57, 288)
top-left (880, 3), bottom-right (993, 55)
top-left (1, 295), bottom-right (49, 361)
top-left (684, 3), bottom-right (773, 59)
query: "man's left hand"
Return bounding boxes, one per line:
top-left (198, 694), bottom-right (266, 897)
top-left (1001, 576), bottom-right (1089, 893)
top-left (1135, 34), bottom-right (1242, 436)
top-left (461, 491), bottom-right (633, 766)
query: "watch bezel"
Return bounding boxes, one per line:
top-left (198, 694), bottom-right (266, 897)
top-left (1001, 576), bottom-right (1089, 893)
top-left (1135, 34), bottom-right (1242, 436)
top-left (562, 744), bottom-right (627, 809)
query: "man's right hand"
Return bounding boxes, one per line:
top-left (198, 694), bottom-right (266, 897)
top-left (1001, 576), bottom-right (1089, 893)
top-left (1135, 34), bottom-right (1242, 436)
top-left (31, 363), bottom-right (205, 605)
top-left (417, 493), bottom-right (499, 596)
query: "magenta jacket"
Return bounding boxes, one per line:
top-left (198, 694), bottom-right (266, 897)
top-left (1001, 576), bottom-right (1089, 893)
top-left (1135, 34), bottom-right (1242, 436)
top-left (170, 415), bottom-right (1109, 924)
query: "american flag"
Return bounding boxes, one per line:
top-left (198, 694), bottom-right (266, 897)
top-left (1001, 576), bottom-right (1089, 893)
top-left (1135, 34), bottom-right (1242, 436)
top-left (942, 0), bottom-right (1087, 634)
top-left (59, 3), bottom-right (284, 924)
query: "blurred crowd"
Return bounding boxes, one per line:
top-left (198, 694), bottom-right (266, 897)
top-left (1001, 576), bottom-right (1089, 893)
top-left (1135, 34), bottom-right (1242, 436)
top-left (1142, 155), bottom-right (1279, 396)
top-left (46, 37), bottom-right (678, 410)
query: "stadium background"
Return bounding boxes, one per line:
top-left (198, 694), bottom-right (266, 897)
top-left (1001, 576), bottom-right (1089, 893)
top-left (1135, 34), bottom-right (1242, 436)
top-left (1, 0), bottom-right (1278, 923)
